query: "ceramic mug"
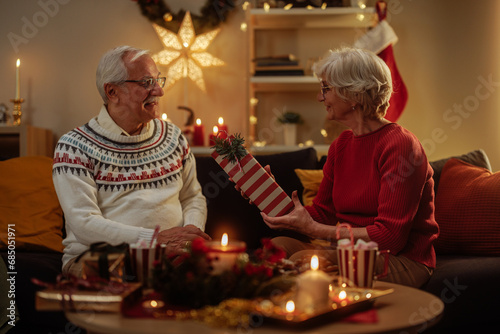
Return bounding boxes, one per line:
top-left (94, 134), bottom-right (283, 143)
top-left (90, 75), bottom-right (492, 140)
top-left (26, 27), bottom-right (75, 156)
top-left (336, 223), bottom-right (390, 288)
top-left (129, 244), bottom-right (165, 288)
top-left (337, 247), bottom-right (389, 288)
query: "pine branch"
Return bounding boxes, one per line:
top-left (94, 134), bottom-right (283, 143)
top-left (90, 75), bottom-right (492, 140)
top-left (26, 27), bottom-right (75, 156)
top-left (212, 133), bottom-right (247, 163)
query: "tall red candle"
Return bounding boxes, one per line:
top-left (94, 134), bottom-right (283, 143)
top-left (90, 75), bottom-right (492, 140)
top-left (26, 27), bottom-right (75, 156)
top-left (193, 118), bottom-right (205, 146)
top-left (209, 126), bottom-right (219, 146)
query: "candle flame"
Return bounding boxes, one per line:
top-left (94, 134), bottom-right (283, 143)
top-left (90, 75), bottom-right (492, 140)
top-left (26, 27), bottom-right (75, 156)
top-left (213, 125), bottom-right (219, 134)
top-left (196, 118), bottom-right (201, 125)
top-left (339, 290), bottom-right (347, 300)
top-left (16, 59), bottom-right (20, 67)
top-left (285, 300), bottom-right (295, 313)
top-left (221, 233), bottom-right (228, 247)
top-left (161, 113), bottom-right (167, 121)
top-left (150, 300), bottom-right (158, 308)
top-left (310, 255), bottom-right (319, 271)
top-left (218, 117), bottom-right (224, 125)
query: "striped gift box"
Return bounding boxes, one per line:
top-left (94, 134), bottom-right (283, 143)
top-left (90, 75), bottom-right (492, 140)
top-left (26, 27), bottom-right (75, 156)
top-left (129, 244), bottom-right (165, 288)
top-left (212, 150), bottom-right (293, 217)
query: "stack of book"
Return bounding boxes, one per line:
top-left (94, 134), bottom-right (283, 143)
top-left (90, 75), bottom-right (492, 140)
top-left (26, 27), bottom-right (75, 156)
top-left (253, 55), bottom-right (305, 76)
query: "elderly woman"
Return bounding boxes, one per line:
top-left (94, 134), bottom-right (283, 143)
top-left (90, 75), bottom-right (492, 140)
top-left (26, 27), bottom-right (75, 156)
top-left (261, 47), bottom-right (439, 288)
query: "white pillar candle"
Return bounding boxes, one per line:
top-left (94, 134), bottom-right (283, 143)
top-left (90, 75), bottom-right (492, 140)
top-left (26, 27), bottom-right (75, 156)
top-left (295, 255), bottom-right (331, 314)
top-left (205, 233), bottom-right (246, 275)
top-left (15, 59), bottom-right (20, 99)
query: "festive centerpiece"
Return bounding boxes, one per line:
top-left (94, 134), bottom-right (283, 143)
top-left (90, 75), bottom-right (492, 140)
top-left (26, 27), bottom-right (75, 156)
top-left (152, 237), bottom-right (295, 309)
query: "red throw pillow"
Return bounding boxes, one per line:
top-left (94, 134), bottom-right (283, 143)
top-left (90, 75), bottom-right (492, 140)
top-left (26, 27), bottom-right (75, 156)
top-left (434, 158), bottom-right (500, 255)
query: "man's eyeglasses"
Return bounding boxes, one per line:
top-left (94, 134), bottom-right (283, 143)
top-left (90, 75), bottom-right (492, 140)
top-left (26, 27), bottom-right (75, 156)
top-left (124, 77), bottom-right (166, 89)
top-left (320, 85), bottom-right (334, 99)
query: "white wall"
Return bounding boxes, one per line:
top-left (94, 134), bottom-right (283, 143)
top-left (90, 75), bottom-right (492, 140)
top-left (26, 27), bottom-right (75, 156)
top-left (0, 0), bottom-right (248, 145)
top-left (1, 0), bottom-right (500, 169)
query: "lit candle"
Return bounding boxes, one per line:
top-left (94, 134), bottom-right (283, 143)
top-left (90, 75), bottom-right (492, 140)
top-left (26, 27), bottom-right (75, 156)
top-left (142, 299), bottom-right (165, 312)
top-left (209, 125), bottom-right (218, 146)
top-left (15, 59), bottom-right (20, 99)
top-left (285, 300), bottom-right (295, 313)
top-left (217, 117), bottom-right (228, 139)
top-left (285, 300), bottom-right (296, 321)
top-left (193, 118), bottom-right (205, 146)
top-left (205, 233), bottom-right (246, 275)
top-left (295, 255), bottom-right (331, 314)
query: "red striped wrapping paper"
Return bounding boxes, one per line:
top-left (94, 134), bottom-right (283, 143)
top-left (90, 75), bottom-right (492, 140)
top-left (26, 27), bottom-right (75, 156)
top-left (212, 150), bottom-right (293, 217)
top-left (129, 244), bottom-right (165, 288)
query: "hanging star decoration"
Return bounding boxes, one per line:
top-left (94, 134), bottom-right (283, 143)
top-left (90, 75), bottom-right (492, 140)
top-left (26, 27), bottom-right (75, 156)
top-left (151, 11), bottom-right (225, 92)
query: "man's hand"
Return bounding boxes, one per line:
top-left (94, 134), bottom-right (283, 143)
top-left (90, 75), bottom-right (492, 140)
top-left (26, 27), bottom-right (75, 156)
top-left (157, 225), bottom-right (211, 254)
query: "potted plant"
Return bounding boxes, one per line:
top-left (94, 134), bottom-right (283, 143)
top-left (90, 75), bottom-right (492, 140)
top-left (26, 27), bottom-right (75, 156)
top-left (277, 111), bottom-right (303, 146)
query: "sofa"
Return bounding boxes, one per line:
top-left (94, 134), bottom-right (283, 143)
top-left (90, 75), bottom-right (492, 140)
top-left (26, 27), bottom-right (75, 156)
top-left (1, 147), bottom-right (499, 333)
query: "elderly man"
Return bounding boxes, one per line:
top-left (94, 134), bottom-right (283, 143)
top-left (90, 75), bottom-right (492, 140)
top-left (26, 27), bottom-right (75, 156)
top-left (53, 46), bottom-right (209, 277)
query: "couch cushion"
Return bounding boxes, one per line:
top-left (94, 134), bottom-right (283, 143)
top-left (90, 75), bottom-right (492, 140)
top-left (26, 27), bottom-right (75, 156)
top-left (429, 149), bottom-right (491, 195)
top-left (0, 156), bottom-right (64, 253)
top-left (196, 148), bottom-right (319, 249)
top-left (434, 158), bottom-right (500, 255)
top-left (423, 255), bottom-right (500, 330)
top-left (294, 168), bottom-right (323, 206)
top-left (0, 252), bottom-right (68, 332)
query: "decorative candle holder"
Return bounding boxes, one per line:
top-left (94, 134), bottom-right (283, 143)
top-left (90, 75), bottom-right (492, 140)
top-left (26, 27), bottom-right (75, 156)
top-left (10, 98), bottom-right (24, 126)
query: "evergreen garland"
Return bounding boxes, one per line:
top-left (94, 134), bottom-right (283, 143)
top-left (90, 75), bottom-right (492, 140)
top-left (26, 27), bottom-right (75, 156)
top-left (133, 0), bottom-right (237, 34)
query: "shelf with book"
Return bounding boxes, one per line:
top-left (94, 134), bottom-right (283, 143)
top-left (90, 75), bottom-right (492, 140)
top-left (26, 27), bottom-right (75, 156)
top-left (246, 6), bottom-right (378, 146)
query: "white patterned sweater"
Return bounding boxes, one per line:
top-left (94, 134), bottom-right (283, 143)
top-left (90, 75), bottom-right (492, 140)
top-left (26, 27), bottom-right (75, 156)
top-left (53, 116), bottom-right (207, 268)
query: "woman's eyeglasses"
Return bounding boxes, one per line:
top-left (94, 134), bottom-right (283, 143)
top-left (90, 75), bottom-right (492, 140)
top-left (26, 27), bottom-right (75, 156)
top-left (320, 85), bottom-right (333, 99)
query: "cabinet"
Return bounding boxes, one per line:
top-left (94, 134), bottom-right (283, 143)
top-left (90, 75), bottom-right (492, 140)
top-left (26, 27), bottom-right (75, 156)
top-left (246, 7), bottom-right (377, 148)
top-left (0, 125), bottom-right (54, 159)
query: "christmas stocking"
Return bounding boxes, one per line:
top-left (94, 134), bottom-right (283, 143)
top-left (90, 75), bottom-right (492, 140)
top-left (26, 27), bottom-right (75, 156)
top-left (354, 3), bottom-right (408, 122)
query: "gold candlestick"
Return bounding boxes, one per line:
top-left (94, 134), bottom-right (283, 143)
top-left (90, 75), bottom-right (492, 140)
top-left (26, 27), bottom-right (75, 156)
top-left (10, 98), bottom-right (24, 126)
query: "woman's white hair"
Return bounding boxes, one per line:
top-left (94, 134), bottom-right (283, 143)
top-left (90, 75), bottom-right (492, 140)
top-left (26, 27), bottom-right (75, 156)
top-left (96, 45), bottom-right (150, 103)
top-left (313, 47), bottom-right (393, 119)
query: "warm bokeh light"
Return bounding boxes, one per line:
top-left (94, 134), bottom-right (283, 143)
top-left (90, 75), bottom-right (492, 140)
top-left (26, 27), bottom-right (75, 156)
top-left (285, 300), bottom-right (295, 313)
top-left (161, 113), bottom-right (168, 121)
top-left (218, 117), bottom-right (224, 126)
top-left (311, 255), bottom-right (319, 271)
top-left (213, 125), bottom-right (219, 134)
top-left (221, 233), bottom-right (228, 247)
top-left (196, 118), bottom-right (202, 126)
top-left (338, 290), bottom-right (347, 300)
top-left (16, 59), bottom-right (20, 67)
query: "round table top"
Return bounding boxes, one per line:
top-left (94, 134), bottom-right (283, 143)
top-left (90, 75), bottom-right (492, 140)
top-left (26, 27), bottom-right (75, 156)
top-left (66, 281), bottom-right (444, 334)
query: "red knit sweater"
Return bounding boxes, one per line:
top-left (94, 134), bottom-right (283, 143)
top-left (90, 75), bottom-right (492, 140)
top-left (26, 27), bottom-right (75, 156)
top-left (307, 123), bottom-right (439, 268)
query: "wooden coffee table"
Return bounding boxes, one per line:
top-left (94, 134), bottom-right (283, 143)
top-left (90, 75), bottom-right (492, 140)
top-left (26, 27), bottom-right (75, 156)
top-left (66, 281), bottom-right (443, 334)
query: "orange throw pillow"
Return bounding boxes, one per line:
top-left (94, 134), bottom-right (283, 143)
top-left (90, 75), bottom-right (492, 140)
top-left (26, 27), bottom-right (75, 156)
top-left (294, 169), bottom-right (323, 206)
top-left (0, 156), bottom-right (64, 253)
top-left (434, 158), bottom-right (500, 255)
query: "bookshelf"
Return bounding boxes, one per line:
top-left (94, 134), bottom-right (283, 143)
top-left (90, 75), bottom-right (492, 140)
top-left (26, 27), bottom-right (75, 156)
top-left (246, 6), bottom-right (377, 147)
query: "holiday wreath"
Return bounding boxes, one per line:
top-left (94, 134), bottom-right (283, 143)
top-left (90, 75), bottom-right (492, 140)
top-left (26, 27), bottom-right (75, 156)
top-left (132, 0), bottom-right (238, 34)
